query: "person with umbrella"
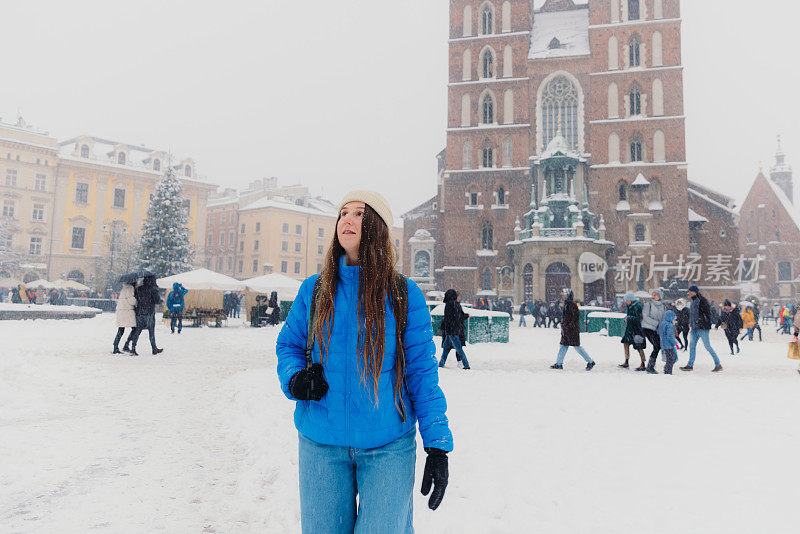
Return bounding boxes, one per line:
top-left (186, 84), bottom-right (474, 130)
top-left (129, 274), bottom-right (163, 356)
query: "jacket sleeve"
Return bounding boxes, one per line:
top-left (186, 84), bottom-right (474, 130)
top-left (403, 279), bottom-right (453, 452)
top-left (276, 276), bottom-right (317, 401)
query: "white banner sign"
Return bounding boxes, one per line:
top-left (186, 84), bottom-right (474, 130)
top-left (579, 252), bottom-right (608, 284)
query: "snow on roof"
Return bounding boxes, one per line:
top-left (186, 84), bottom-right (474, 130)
top-left (688, 208), bottom-right (708, 223)
top-left (240, 195), bottom-right (338, 217)
top-left (156, 269), bottom-right (246, 291)
top-left (243, 273), bottom-right (302, 298)
top-left (529, 7), bottom-right (590, 60)
top-left (687, 187), bottom-right (737, 216)
top-left (631, 173), bottom-right (650, 187)
top-left (762, 173), bottom-right (800, 232)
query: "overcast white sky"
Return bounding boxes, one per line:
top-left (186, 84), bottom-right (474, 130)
top-left (1, 1), bottom-right (797, 216)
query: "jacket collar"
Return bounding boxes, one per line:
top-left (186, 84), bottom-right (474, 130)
top-left (338, 253), bottom-right (360, 283)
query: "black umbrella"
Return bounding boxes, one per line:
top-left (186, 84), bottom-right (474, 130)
top-left (118, 270), bottom-right (153, 285)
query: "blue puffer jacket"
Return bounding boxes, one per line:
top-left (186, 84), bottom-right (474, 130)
top-left (658, 310), bottom-right (678, 349)
top-left (166, 283), bottom-right (187, 311)
top-left (276, 255), bottom-right (453, 451)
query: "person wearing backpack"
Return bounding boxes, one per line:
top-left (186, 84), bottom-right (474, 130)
top-left (166, 283), bottom-right (188, 334)
top-left (276, 191), bottom-right (452, 532)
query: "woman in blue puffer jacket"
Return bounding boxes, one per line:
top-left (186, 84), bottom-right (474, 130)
top-left (277, 190), bottom-right (453, 533)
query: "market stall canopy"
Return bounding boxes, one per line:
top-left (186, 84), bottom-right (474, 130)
top-left (0, 277), bottom-right (21, 287)
top-left (244, 273), bottom-right (301, 299)
top-left (53, 279), bottom-right (90, 291)
top-left (26, 279), bottom-right (56, 288)
top-left (156, 269), bottom-right (246, 291)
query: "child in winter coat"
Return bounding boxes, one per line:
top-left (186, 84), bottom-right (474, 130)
top-left (657, 310), bottom-right (679, 374)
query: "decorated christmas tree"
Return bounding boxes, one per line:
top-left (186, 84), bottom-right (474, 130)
top-left (138, 170), bottom-right (194, 278)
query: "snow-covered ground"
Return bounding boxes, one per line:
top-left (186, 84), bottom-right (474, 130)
top-left (1, 314), bottom-right (799, 533)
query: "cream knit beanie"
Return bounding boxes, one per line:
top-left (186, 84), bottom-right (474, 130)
top-left (338, 190), bottom-right (393, 228)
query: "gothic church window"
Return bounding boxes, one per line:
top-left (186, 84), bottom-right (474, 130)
top-left (628, 0), bottom-right (640, 21)
top-left (461, 94), bottom-right (471, 126)
top-left (497, 186), bottom-right (506, 205)
top-left (469, 186), bottom-right (479, 205)
top-left (618, 181), bottom-right (627, 201)
top-left (652, 78), bottom-right (664, 116)
top-left (482, 268), bottom-right (493, 291)
top-left (503, 90), bottom-right (514, 124)
top-left (629, 83), bottom-right (642, 116)
top-left (608, 36), bottom-right (618, 70)
top-left (481, 48), bottom-right (495, 78)
top-left (482, 92), bottom-right (495, 124)
top-left (462, 139), bottom-right (472, 169)
top-left (502, 137), bottom-right (512, 167)
top-left (482, 221), bottom-right (494, 249)
top-left (503, 45), bottom-right (513, 77)
top-left (608, 83), bottom-right (619, 118)
top-left (462, 49), bottom-right (472, 80)
top-left (652, 31), bottom-right (663, 66)
top-left (481, 3), bottom-right (494, 35)
top-left (653, 130), bottom-right (666, 162)
top-left (630, 132), bottom-right (643, 162)
top-left (629, 35), bottom-right (641, 67)
top-left (502, 2), bottom-right (511, 32)
top-left (608, 132), bottom-right (621, 163)
top-left (463, 5), bottom-right (472, 36)
top-left (541, 76), bottom-right (579, 150)
top-left (482, 139), bottom-right (494, 167)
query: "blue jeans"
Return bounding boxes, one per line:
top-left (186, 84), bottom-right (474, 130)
top-left (688, 329), bottom-right (720, 367)
top-left (170, 310), bottom-right (183, 333)
top-left (519, 315), bottom-right (526, 327)
top-left (439, 335), bottom-right (470, 368)
top-left (556, 344), bottom-right (592, 365)
top-left (298, 429), bottom-right (416, 534)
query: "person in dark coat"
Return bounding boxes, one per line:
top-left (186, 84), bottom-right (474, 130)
top-left (11, 286), bottom-right (21, 303)
top-left (129, 275), bottom-right (163, 356)
top-left (267, 291), bottom-right (281, 325)
top-left (675, 298), bottom-right (690, 351)
top-left (680, 285), bottom-right (722, 372)
top-left (439, 289), bottom-right (470, 369)
top-left (718, 299), bottom-right (743, 355)
top-left (518, 301), bottom-right (527, 327)
top-left (551, 288), bottom-right (595, 370)
top-left (619, 292), bottom-right (647, 370)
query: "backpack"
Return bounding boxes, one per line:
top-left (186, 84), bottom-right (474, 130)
top-left (305, 273), bottom-right (410, 421)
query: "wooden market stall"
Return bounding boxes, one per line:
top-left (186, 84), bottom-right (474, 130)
top-left (156, 269), bottom-right (246, 327)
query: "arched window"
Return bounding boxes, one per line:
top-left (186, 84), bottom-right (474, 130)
top-left (482, 268), bottom-right (493, 291)
top-left (461, 94), bottom-right (471, 126)
top-left (462, 49), bottom-right (472, 80)
top-left (462, 139), bottom-right (472, 169)
top-left (463, 5), bottom-right (472, 36)
top-left (608, 36), bottom-right (618, 70)
top-left (185, 165), bottom-right (191, 177)
top-left (482, 139), bottom-right (494, 168)
top-left (80, 145), bottom-right (90, 158)
top-left (629, 35), bottom-right (641, 67)
top-left (468, 185), bottom-right (479, 205)
top-left (610, 0), bottom-right (620, 23)
top-left (634, 223), bottom-right (646, 242)
top-left (629, 83), bottom-right (642, 116)
top-left (652, 78), bottom-right (664, 116)
top-left (502, 1), bottom-right (511, 32)
top-left (503, 89), bottom-right (514, 124)
top-left (628, 0), bottom-right (640, 21)
top-left (653, 130), bottom-right (666, 162)
top-left (541, 75), bottom-right (579, 150)
top-left (618, 181), bottom-right (627, 201)
top-left (652, 31), bottom-right (663, 66)
top-left (414, 251), bottom-right (431, 278)
top-left (153, 158), bottom-right (161, 172)
top-left (497, 186), bottom-right (506, 205)
top-left (482, 221), bottom-right (493, 250)
top-left (482, 92), bottom-right (495, 124)
top-left (608, 132), bottom-right (621, 163)
top-left (503, 45), bottom-right (513, 77)
top-left (481, 47), bottom-right (495, 78)
top-left (117, 152), bottom-right (126, 165)
top-left (608, 83), bottom-right (619, 118)
top-left (630, 132), bottom-right (643, 162)
top-left (68, 269), bottom-right (85, 284)
top-left (502, 137), bottom-right (512, 167)
top-left (481, 3), bottom-right (494, 35)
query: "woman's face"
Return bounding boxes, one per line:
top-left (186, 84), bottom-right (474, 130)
top-left (337, 201), bottom-right (365, 256)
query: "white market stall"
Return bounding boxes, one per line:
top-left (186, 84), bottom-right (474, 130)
top-left (243, 273), bottom-right (302, 324)
top-left (156, 269), bottom-right (246, 327)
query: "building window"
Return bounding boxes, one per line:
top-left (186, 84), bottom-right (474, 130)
top-left (541, 76), bottom-right (579, 150)
top-left (239, 241), bottom-right (244, 252)
top-left (469, 187), bottom-right (479, 206)
top-left (295, 242), bottom-right (301, 253)
top-left (229, 231), bottom-right (234, 245)
top-left (209, 214), bottom-right (215, 226)
top-left (34, 174), bottom-right (47, 191)
top-left (317, 245), bottom-right (323, 255)
top-left (219, 233), bottom-right (225, 246)
top-left (295, 224), bottom-right (302, 235)
top-left (294, 262), bottom-right (300, 274)
top-left (255, 222), bottom-right (261, 232)
top-left (282, 241), bottom-right (288, 252)
top-left (318, 227), bottom-right (324, 238)
top-left (254, 240), bottom-right (259, 251)
top-left (241, 223), bottom-right (245, 233)
top-left (75, 183), bottom-right (89, 204)
top-left (281, 261), bottom-right (287, 273)
top-left (80, 145), bottom-right (90, 158)
top-left (282, 223), bottom-right (289, 233)
top-left (628, 0), bottom-right (640, 21)
top-left (253, 259), bottom-right (258, 273)
top-left (117, 152), bottom-right (126, 165)
top-left (482, 139), bottom-right (494, 168)
top-left (221, 213), bottom-right (227, 224)
top-left (778, 261), bottom-right (792, 282)
top-left (618, 181), bottom-right (627, 201)
top-left (0, 230), bottom-right (11, 249)
top-left (2, 200), bottom-right (15, 218)
top-left (227, 256), bottom-right (233, 270)
top-left (482, 93), bottom-right (495, 124)
top-left (629, 83), bottom-right (641, 116)
top-left (462, 139), bottom-right (472, 169)
top-left (630, 133), bottom-right (643, 162)
top-left (208, 234), bottom-right (214, 247)
top-left (482, 268), bottom-right (492, 291)
top-left (217, 258), bottom-right (224, 271)
top-left (114, 188), bottom-right (126, 208)
top-left (481, 48), bottom-right (494, 78)
top-left (481, 3), bottom-right (494, 34)
top-left (629, 35), bottom-right (641, 67)
top-left (497, 187), bottom-right (506, 205)
top-left (29, 237), bottom-right (42, 255)
top-left (634, 223), bottom-right (646, 242)
top-left (154, 158), bottom-right (161, 171)
top-left (71, 227), bottom-right (86, 249)
top-left (482, 221), bottom-right (493, 249)
top-left (185, 165), bottom-right (192, 177)
top-left (32, 203), bottom-right (44, 221)
top-left (238, 259), bottom-right (243, 273)
top-left (5, 169), bottom-right (17, 187)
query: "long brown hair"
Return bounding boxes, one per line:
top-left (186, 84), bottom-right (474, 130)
top-left (313, 204), bottom-right (406, 415)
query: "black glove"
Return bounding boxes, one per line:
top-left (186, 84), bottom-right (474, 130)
top-left (289, 363), bottom-right (329, 401)
top-left (420, 447), bottom-right (448, 510)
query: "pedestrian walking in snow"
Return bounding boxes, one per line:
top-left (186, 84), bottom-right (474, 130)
top-left (675, 298), bottom-right (690, 351)
top-left (129, 275), bottom-right (163, 356)
top-left (719, 300), bottom-right (743, 355)
top-left (439, 289), bottom-right (471, 370)
top-left (276, 191), bottom-right (452, 531)
top-left (658, 310), bottom-right (679, 375)
top-left (739, 305), bottom-right (756, 342)
top-left (619, 292), bottom-right (647, 370)
top-left (518, 301), bottom-right (527, 327)
top-left (112, 281), bottom-right (138, 354)
top-left (550, 288), bottom-right (595, 371)
top-left (792, 311), bottom-right (800, 375)
top-left (680, 286), bottom-right (722, 372)
top-left (752, 304), bottom-right (763, 341)
top-left (642, 289), bottom-right (666, 374)
top-left (166, 282), bottom-right (188, 334)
